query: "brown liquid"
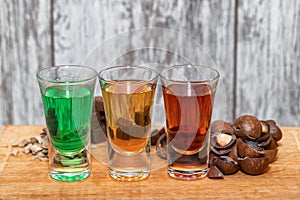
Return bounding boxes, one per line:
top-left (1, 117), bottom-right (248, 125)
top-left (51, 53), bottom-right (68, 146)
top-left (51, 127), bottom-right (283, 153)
top-left (163, 83), bottom-right (215, 156)
top-left (102, 81), bottom-right (156, 155)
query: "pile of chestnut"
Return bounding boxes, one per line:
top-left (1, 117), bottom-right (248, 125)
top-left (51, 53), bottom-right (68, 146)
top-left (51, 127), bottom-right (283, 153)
top-left (92, 98), bottom-right (282, 178)
top-left (208, 115), bottom-right (282, 178)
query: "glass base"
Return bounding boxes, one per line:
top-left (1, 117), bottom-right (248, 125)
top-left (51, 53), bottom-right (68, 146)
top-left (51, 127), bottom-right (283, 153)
top-left (109, 169), bottom-right (149, 181)
top-left (168, 167), bottom-right (208, 181)
top-left (50, 169), bottom-right (90, 182)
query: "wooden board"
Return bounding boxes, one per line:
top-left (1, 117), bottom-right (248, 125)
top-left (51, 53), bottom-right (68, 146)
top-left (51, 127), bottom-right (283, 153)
top-left (236, 0), bottom-right (300, 125)
top-left (0, 125), bottom-right (299, 199)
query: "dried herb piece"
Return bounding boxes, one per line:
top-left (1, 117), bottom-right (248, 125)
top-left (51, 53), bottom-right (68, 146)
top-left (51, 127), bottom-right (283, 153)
top-left (11, 128), bottom-right (49, 161)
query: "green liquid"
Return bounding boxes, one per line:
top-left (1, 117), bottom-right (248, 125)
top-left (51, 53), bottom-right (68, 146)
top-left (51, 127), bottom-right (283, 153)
top-left (42, 85), bottom-right (93, 155)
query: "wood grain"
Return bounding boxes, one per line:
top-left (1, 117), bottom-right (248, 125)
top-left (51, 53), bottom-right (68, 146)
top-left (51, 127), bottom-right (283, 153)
top-left (0, 125), bottom-right (299, 199)
top-left (0, 0), bottom-right (52, 127)
top-left (236, 0), bottom-right (300, 125)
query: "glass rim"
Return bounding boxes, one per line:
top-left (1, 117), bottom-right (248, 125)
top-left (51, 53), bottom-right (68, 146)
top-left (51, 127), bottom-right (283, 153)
top-left (36, 65), bottom-right (98, 84)
top-left (160, 64), bottom-right (220, 84)
top-left (98, 65), bottom-right (159, 84)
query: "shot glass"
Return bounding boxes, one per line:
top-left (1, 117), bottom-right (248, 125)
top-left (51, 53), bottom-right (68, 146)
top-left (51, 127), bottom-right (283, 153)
top-left (98, 66), bottom-right (158, 181)
top-left (160, 65), bottom-right (219, 180)
top-left (37, 65), bottom-right (97, 182)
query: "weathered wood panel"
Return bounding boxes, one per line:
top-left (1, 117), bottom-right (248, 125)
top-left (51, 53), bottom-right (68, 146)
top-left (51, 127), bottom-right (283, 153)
top-left (236, 0), bottom-right (300, 125)
top-left (53, 0), bottom-right (235, 123)
top-left (1, 0), bottom-right (300, 127)
top-left (0, 0), bottom-right (52, 127)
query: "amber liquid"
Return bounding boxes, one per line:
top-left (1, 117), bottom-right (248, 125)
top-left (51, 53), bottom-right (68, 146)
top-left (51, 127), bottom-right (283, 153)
top-left (101, 81), bottom-right (156, 155)
top-left (163, 83), bottom-right (215, 167)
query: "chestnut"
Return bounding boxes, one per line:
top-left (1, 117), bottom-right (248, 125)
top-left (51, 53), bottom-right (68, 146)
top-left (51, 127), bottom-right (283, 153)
top-left (264, 137), bottom-right (279, 150)
top-left (211, 146), bottom-right (233, 156)
top-left (210, 131), bottom-right (236, 156)
top-left (233, 115), bottom-right (262, 140)
top-left (211, 120), bottom-right (234, 134)
top-left (215, 156), bottom-right (239, 175)
top-left (236, 138), bottom-right (265, 158)
top-left (260, 121), bottom-right (270, 134)
top-left (228, 144), bottom-right (238, 162)
top-left (207, 165), bottom-right (224, 179)
top-left (264, 149), bottom-right (278, 163)
top-left (239, 156), bottom-right (269, 175)
top-left (208, 152), bottom-right (219, 167)
top-left (257, 135), bottom-right (272, 147)
top-left (211, 132), bottom-right (236, 149)
top-left (256, 131), bottom-right (271, 143)
top-left (266, 120), bottom-right (282, 142)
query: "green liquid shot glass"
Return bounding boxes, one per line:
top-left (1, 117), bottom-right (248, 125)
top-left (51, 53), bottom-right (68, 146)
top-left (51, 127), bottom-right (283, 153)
top-left (37, 65), bottom-right (97, 182)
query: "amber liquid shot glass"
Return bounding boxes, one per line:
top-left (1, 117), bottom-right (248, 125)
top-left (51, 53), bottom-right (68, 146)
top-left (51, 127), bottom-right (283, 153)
top-left (160, 65), bottom-right (219, 180)
top-left (98, 66), bottom-right (158, 181)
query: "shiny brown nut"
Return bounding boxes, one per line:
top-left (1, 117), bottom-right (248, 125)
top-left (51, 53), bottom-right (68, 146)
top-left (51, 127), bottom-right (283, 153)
top-left (233, 115), bottom-right (262, 140)
top-left (256, 131), bottom-right (271, 143)
top-left (264, 137), bottom-right (279, 150)
top-left (228, 144), bottom-right (238, 162)
top-left (207, 165), bottom-right (224, 179)
top-left (215, 133), bottom-right (233, 147)
top-left (211, 145), bottom-right (234, 156)
top-left (209, 152), bottom-right (219, 167)
top-left (260, 121), bottom-right (270, 134)
top-left (264, 149), bottom-right (278, 163)
top-left (265, 119), bottom-right (276, 125)
top-left (215, 156), bottom-right (239, 175)
top-left (210, 131), bottom-right (236, 156)
top-left (266, 120), bottom-right (282, 142)
top-left (239, 156), bottom-right (269, 175)
top-left (211, 120), bottom-right (234, 134)
top-left (236, 138), bottom-right (265, 158)
top-left (211, 132), bottom-right (236, 149)
top-left (257, 135), bottom-right (272, 147)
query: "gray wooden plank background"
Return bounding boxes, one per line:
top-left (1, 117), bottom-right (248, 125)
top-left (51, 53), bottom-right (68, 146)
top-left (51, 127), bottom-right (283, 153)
top-left (236, 0), bottom-right (300, 126)
top-left (0, 0), bottom-right (299, 127)
top-left (0, 0), bottom-right (52, 126)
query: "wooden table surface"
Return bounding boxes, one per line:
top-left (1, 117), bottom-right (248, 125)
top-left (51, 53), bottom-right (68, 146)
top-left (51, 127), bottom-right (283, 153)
top-left (0, 126), bottom-right (300, 200)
